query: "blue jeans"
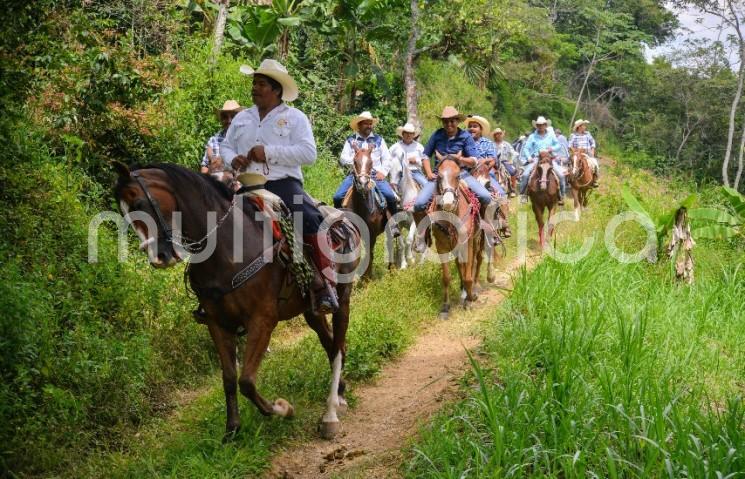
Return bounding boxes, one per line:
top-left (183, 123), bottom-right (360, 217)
top-left (488, 172), bottom-right (507, 197)
top-left (519, 161), bottom-right (566, 197)
top-left (501, 160), bottom-right (517, 176)
top-left (413, 171), bottom-right (492, 211)
top-left (333, 173), bottom-right (398, 213)
top-left (410, 170), bottom-right (428, 187)
top-left (265, 177), bottom-right (323, 234)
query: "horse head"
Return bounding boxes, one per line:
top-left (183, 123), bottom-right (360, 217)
top-left (352, 144), bottom-right (375, 195)
top-left (572, 147), bottom-right (587, 176)
top-left (536, 149), bottom-right (554, 191)
top-left (436, 151), bottom-right (461, 213)
top-left (114, 162), bottom-right (182, 268)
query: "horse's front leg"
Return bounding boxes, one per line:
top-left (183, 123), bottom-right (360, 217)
top-left (206, 319), bottom-right (240, 441)
top-left (237, 311), bottom-right (293, 418)
top-left (572, 186), bottom-right (581, 221)
top-left (440, 259), bottom-right (451, 320)
top-left (363, 235), bottom-right (376, 279)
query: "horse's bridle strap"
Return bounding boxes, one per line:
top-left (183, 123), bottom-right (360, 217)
top-left (131, 171), bottom-right (173, 245)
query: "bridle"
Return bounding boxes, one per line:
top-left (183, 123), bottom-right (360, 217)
top-left (129, 170), bottom-right (237, 255)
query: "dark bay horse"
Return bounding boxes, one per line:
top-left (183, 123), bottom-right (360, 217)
top-left (342, 145), bottom-right (387, 278)
top-left (472, 162), bottom-right (509, 284)
top-left (427, 154), bottom-right (483, 319)
top-left (527, 150), bottom-right (561, 248)
top-left (114, 163), bottom-right (359, 440)
top-left (568, 147), bottom-right (593, 221)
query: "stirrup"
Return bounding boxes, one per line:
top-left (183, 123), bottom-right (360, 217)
top-left (312, 283), bottom-right (339, 315)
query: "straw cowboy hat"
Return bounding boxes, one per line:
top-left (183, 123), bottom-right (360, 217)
top-left (573, 119), bottom-right (591, 131)
top-left (396, 121), bottom-right (420, 137)
top-left (492, 127), bottom-right (504, 135)
top-left (218, 100), bottom-right (241, 113)
top-left (464, 115), bottom-right (491, 133)
top-left (239, 59), bottom-right (299, 102)
top-left (532, 116), bottom-right (552, 127)
top-left (439, 106), bottom-right (465, 121)
top-left (349, 111), bottom-right (379, 132)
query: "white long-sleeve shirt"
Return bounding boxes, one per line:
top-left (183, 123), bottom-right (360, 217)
top-left (221, 103), bottom-right (316, 182)
top-left (389, 140), bottom-right (425, 171)
top-left (339, 133), bottom-right (392, 176)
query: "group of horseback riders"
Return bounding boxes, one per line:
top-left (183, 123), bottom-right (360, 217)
top-left (199, 58), bottom-right (600, 315)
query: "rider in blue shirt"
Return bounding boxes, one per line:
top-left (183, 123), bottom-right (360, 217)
top-left (518, 116), bottom-right (567, 205)
top-left (413, 106), bottom-right (492, 212)
top-left (464, 115), bottom-right (507, 198)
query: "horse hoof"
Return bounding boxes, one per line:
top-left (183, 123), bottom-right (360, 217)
top-left (337, 397), bottom-right (349, 416)
top-left (439, 311), bottom-right (449, 320)
top-left (320, 420), bottom-right (341, 440)
top-left (222, 426), bottom-right (240, 443)
top-left (273, 398), bottom-right (295, 418)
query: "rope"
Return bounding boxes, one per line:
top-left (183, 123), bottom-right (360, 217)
top-left (276, 212), bottom-right (314, 295)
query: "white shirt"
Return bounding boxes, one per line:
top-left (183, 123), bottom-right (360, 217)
top-left (494, 140), bottom-right (516, 164)
top-left (221, 104), bottom-right (316, 182)
top-left (339, 133), bottom-right (392, 176)
top-left (389, 140), bottom-right (425, 171)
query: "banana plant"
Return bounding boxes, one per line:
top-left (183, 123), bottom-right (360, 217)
top-left (689, 187), bottom-right (744, 239)
top-left (621, 186), bottom-right (697, 253)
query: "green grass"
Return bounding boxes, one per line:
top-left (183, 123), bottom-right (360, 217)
top-left (405, 166), bottom-right (745, 478)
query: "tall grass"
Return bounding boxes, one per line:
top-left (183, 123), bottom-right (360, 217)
top-left (406, 182), bottom-right (745, 477)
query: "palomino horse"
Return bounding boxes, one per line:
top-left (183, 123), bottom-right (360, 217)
top-left (387, 158), bottom-right (423, 269)
top-left (471, 162), bottom-right (508, 284)
top-left (114, 163), bottom-right (360, 440)
top-left (342, 145), bottom-right (387, 278)
top-left (426, 153), bottom-right (483, 319)
top-left (527, 150), bottom-right (561, 248)
top-left (568, 147), bottom-right (594, 220)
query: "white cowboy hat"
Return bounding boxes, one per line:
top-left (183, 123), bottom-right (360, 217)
top-left (573, 119), bottom-right (591, 131)
top-left (463, 115), bottom-right (491, 134)
top-left (350, 111), bottom-right (379, 132)
top-left (532, 116), bottom-right (552, 127)
top-left (491, 127), bottom-right (504, 135)
top-left (239, 59), bottom-right (299, 102)
top-left (218, 100), bottom-right (241, 112)
top-left (439, 105), bottom-right (465, 120)
top-left (396, 121), bottom-right (420, 137)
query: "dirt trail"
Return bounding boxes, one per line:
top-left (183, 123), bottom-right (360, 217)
top-left (267, 254), bottom-right (538, 479)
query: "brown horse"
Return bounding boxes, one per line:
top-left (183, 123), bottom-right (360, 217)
top-left (427, 154), bottom-right (483, 319)
top-left (527, 150), bottom-right (561, 248)
top-left (471, 162), bottom-right (508, 284)
top-left (568, 147), bottom-right (593, 221)
top-left (114, 163), bottom-right (360, 440)
top-left (342, 145), bottom-right (387, 278)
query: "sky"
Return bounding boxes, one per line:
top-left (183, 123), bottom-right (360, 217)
top-left (645, 3), bottom-right (740, 66)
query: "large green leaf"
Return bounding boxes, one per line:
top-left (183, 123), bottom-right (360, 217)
top-left (721, 186), bottom-right (745, 218)
top-left (692, 225), bottom-right (740, 240)
top-left (688, 207), bottom-right (741, 225)
top-left (621, 186), bottom-right (652, 219)
top-left (277, 16), bottom-right (302, 27)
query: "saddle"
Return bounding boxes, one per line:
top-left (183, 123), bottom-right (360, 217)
top-left (340, 183), bottom-right (387, 210)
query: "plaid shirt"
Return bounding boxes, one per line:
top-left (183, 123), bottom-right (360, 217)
top-left (473, 136), bottom-right (497, 160)
top-left (569, 131), bottom-right (596, 151)
top-left (200, 129), bottom-right (227, 167)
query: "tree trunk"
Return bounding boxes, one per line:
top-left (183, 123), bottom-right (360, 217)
top-left (404, 0), bottom-right (421, 128)
top-left (722, 53), bottom-right (744, 187)
top-left (210, 0), bottom-right (230, 65)
top-left (569, 30), bottom-right (600, 131)
top-left (734, 121), bottom-right (745, 190)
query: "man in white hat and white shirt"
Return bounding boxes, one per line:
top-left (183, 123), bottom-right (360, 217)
top-left (518, 116), bottom-right (567, 204)
top-left (569, 119), bottom-right (599, 187)
top-left (388, 121), bottom-right (427, 188)
top-left (200, 99), bottom-right (242, 186)
top-left (333, 111), bottom-right (399, 226)
top-left (221, 59), bottom-right (338, 314)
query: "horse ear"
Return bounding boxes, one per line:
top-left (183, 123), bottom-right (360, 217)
top-left (112, 160), bottom-right (130, 179)
top-left (435, 150), bottom-right (444, 161)
top-left (352, 143), bottom-right (360, 153)
top-left (455, 151), bottom-right (463, 158)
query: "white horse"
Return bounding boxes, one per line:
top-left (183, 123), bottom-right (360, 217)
top-left (387, 157), bottom-right (423, 269)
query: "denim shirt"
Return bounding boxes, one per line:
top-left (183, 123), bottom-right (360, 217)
top-left (422, 128), bottom-right (480, 170)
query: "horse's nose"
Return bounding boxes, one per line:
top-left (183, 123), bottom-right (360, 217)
top-left (442, 191), bottom-right (455, 208)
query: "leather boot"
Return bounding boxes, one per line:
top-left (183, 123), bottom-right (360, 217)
top-left (304, 234), bottom-right (339, 315)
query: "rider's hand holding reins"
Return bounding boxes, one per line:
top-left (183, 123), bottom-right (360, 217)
top-left (374, 171), bottom-right (385, 181)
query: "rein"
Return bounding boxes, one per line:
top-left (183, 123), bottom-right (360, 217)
top-left (130, 171), bottom-right (238, 255)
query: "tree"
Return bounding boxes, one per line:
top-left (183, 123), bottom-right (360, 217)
top-left (404, 0), bottom-right (420, 127)
top-left (673, 0), bottom-right (745, 187)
